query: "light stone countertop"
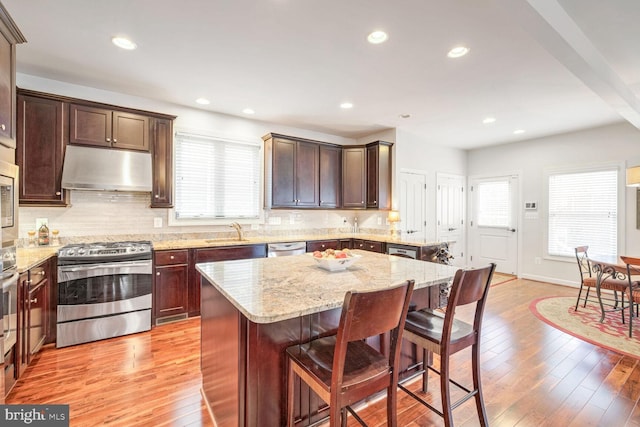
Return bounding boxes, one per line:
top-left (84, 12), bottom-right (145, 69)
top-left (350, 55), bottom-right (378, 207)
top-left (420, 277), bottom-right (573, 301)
top-left (17, 246), bottom-right (60, 272)
top-left (196, 250), bottom-right (458, 324)
top-left (153, 233), bottom-right (442, 251)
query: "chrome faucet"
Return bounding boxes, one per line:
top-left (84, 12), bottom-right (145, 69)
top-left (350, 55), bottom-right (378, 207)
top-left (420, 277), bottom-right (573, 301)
top-left (230, 222), bottom-right (244, 241)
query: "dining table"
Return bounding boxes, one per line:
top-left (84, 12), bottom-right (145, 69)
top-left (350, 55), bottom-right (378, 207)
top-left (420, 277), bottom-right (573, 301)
top-left (589, 256), bottom-right (633, 323)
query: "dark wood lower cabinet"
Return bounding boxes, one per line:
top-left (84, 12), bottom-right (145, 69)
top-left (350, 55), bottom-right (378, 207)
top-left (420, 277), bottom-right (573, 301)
top-left (200, 278), bottom-right (432, 426)
top-left (154, 249), bottom-right (190, 323)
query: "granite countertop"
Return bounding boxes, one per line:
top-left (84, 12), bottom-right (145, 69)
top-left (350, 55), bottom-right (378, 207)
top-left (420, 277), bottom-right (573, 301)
top-left (153, 233), bottom-right (442, 251)
top-left (15, 233), bottom-right (444, 273)
top-left (17, 246), bottom-right (60, 272)
top-left (196, 250), bottom-right (458, 324)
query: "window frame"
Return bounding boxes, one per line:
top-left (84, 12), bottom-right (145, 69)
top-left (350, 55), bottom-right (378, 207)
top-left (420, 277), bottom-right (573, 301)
top-left (168, 130), bottom-right (265, 227)
top-left (543, 161), bottom-right (625, 262)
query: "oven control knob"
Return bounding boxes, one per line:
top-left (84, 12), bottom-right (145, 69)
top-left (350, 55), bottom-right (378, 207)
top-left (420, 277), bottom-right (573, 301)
top-left (67, 249), bottom-right (75, 256)
top-left (78, 248), bottom-right (86, 255)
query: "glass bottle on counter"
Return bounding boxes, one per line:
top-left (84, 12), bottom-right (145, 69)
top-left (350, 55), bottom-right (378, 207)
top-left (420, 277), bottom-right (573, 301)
top-left (38, 223), bottom-right (50, 246)
top-left (28, 230), bottom-right (36, 247)
top-left (51, 229), bottom-right (60, 246)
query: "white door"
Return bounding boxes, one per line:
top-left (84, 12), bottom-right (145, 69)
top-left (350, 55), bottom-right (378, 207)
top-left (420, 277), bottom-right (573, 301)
top-left (437, 173), bottom-right (465, 267)
top-left (469, 175), bottom-right (519, 274)
top-left (398, 171), bottom-right (426, 242)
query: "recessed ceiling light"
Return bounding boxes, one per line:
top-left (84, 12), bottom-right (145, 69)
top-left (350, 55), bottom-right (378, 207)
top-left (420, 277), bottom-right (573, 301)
top-left (367, 31), bottom-right (388, 44)
top-left (447, 46), bottom-right (469, 58)
top-left (399, 114), bottom-right (411, 119)
top-left (340, 102), bottom-right (353, 109)
top-left (242, 108), bottom-right (255, 115)
top-left (482, 117), bottom-right (496, 124)
top-left (111, 36), bottom-right (137, 50)
top-left (195, 98), bottom-right (210, 105)
top-left (513, 129), bottom-right (526, 134)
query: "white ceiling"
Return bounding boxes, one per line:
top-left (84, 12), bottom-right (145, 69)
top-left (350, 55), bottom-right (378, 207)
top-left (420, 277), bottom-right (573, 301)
top-left (4, 0), bottom-right (639, 149)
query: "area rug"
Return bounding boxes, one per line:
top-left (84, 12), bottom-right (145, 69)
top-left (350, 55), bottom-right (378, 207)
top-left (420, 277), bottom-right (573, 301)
top-left (530, 296), bottom-right (640, 359)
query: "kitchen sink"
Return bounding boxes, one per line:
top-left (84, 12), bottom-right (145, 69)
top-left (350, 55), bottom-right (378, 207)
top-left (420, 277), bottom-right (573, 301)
top-left (203, 238), bottom-right (251, 243)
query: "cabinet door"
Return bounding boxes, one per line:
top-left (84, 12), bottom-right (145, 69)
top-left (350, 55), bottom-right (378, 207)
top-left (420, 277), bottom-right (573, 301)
top-left (342, 147), bottom-right (366, 208)
top-left (295, 141), bottom-right (319, 207)
top-left (366, 142), bottom-right (392, 209)
top-left (319, 145), bottom-right (341, 208)
top-left (272, 138), bottom-right (297, 207)
top-left (0, 32), bottom-right (13, 143)
top-left (151, 118), bottom-right (173, 207)
top-left (16, 93), bottom-right (69, 206)
top-left (69, 103), bottom-right (112, 147)
top-left (27, 281), bottom-right (47, 363)
top-left (112, 111), bottom-right (150, 151)
top-left (154, 265), bottom-right (189, 320)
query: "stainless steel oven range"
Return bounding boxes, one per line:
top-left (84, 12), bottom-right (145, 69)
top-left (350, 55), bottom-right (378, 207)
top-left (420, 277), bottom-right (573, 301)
top-left (56, 241), bottom-right (152, 348)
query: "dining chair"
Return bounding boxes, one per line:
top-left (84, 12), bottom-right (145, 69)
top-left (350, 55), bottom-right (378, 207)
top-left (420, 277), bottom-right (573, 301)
top-left (620, 256), bottom-right (640, 337)
top-left (285, 280), bottom-right (414, 427)
top-left (576, 246), bottom-right (628, 323)
top-left (398, 263), bottom-right (496, 427)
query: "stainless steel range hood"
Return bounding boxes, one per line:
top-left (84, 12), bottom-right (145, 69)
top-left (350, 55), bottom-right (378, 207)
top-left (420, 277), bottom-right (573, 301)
top-left (61, 145), bottom-right (152, 192)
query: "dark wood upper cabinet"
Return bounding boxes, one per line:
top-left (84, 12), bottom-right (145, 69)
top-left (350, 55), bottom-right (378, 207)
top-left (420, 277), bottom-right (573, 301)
top-left (16, 90), bottom-right (175, 206)
top-left (319, 144), bottom-right (341, 208)
top-left (0, 5), bottom-right (26, 149)
top-left (342, 146), bottom-right (366, 209)
top-left (264, 133), bottom-right (321, 208)
top-left (70, 103), bottom-right (150, 151)
top-left (366, 141), bottom-right (392, 209)
top-left (16, 91), bottom-right (69, 206)
top-left (151, 118), bottom-right (173, 208)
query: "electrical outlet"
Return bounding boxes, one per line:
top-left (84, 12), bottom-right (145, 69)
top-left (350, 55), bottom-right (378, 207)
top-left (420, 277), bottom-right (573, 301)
top-left (534, 257), bottom-right (541, 265)
top-left (154, 217), bottom-right (162, 228)
top-left (377, 216), bottom-right (382, 225)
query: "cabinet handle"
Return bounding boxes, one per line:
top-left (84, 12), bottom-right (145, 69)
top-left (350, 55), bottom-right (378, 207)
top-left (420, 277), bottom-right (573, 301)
top-left (156, 272), bottom-right (160, 276)
top-left (113, 138), bottom-right (117, 143)
top-left (321, 244), bottom-right (325, 248)
top-left (38, 271), bottom-right (45, 276)
top-left (155, 194), bottom-right (160, 198)
top-left (30, 298), bottom-right (37, 304)
top-left (170, 255), bottom-right (175, 260)
top-left (56, 191), bottom-right (61, 196)
top-left (106, 137), bottom-right (111, 142)
top-left (0, 124), bottom-right (5, 131)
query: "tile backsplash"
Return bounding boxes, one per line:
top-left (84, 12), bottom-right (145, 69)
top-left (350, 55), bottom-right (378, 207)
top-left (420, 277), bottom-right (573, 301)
top-left (18, 190), bottom-right (391, 245)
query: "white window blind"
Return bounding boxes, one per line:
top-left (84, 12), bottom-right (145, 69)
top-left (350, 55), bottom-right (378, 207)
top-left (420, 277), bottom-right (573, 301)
top-left (174, 133), bottom-right (261, 219)
top-left (548, 169), bottom-right (617, 258)
top-left (476, 180), bottom-right (510, 227)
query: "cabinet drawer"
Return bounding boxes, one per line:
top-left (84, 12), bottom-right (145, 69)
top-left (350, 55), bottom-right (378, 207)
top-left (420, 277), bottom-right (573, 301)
top-left (353, 240), bottom-right (384, 253)
top-left (30, 265), bottom-right (48, 287)
top-left (155, 250), bottom-right (189, 266)
top-left (307, 240), bottom-right (339, 252)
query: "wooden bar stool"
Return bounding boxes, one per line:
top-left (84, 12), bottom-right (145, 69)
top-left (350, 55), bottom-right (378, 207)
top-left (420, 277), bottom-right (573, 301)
top-left (285, 280), bottom-right (414, 427)
top-left (398, 263), bottom-right (496, 427)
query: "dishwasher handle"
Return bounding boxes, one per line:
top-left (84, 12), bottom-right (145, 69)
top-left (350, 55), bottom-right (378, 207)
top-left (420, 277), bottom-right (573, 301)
top-left (267, 242), bottom-right (307, 257)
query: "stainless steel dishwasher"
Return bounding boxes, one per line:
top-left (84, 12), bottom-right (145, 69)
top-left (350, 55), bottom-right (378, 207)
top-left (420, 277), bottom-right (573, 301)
top-left (267, 242), bottom-right (307, 257)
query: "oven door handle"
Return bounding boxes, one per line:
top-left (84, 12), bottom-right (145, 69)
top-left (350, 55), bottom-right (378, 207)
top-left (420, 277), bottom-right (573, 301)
top-left (59, 260), bottom-right (152, 273)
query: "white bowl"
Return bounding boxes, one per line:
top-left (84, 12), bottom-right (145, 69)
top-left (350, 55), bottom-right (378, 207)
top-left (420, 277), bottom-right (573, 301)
top-left (311, 254), bottom-right (362, 271)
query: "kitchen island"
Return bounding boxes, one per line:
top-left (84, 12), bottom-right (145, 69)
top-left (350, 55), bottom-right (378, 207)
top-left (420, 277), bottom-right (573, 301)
top-left (196, 250), bottom-right (459, 427)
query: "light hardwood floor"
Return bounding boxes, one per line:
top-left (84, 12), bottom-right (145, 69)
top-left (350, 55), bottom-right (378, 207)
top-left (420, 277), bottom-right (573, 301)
top-left (8, 278), bottom-right (640, 426)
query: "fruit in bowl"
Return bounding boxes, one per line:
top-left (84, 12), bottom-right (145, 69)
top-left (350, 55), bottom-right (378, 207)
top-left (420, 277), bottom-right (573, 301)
top-left (312, 248), bottom-right (353, 259)
top-left (310, 248), bottom-right (360, 271)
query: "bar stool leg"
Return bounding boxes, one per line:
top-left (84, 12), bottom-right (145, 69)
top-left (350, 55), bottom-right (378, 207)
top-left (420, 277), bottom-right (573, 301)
top-left (287, 360), bottom-right (295, 427)
top-left (422, 348), bottom-right (429, 393)
top-left (472, 342), bottom-right (489, 426)
top-left (440, 354), bottom-right (454, 427)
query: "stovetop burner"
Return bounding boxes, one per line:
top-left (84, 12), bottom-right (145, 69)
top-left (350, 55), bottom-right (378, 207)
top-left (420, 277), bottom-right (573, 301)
top-left (58, 241), bottom-right (152, 264)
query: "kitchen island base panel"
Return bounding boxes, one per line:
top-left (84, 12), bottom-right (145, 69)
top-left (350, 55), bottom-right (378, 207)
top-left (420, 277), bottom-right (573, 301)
top-left (200, 275), bottom-right (432, 427)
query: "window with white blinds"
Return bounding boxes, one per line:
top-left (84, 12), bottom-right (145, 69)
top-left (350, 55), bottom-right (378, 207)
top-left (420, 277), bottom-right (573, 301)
top-left (173, 132), bottom-right (261, 220)
top-left (547, 168), bottom-right (617, 258)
